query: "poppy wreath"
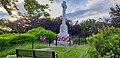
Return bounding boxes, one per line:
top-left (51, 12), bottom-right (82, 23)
top-left (66, 36), bottom-right (70, 42)
top-left (42, 36), bottom-right (46, 41)
top-left (62, 36), bottom-right (70, 41)
top-left (62, 36), bottom-right (67, 41)
top-left (57, 36), bottom-right (60, 41)
top-left (39, 36), bottom-right (46, 41)
top-left (40, 36), bottom-right (43, 40)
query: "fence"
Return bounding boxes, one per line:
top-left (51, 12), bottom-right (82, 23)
top-left (0, 36), bottom-right (87, 50)
top-left (72, 37), bottom-right (86, 45)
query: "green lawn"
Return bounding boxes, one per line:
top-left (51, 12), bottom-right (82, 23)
top-left (53, 45), bottom-right (89, 58)
top-left (1, 44), bottom-right (89, 58)
top-left (0, 42), bottom-right (45, 57)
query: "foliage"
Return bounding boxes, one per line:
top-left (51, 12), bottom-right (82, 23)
top-left (24, 0), bottom-right (51, 19)
top-left (70, 24), bottom-right (82, 36)
top-left (0, 20), bottom-right (5, 27)
top-left (80, 19), bottom-right (99, 37)
top-left (0, 0), bottom-right (52, 18)
top-left (0, 20), bottom-right (7, 34)
top-left (6, 16), bottom-right (102, 38)
top-left (5, 17), bottom-right (66, 34)
top-left (26, 27), bottom-right (57, 41)
top-left (110, 4), bottom-right (120, 27)
top-left (0, 33), bottom-right (35, 50)
top-left (6, 16), bottom-right (53, 33)
top-left (0, 0), bottom-right (22, 17)
top-left (0, 29), bottom-right (6, 35)
top-left (110, 4), bottom-right (120, 18)
top-left (86, 27), bottom-right (120, 58)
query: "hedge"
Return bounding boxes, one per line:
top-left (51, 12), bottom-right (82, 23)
top-left (0, 27), bottom-right (57, 50)
top-left (0, 34), bottom-right (35, 49)
top-left (26, 27), bottom-right (57, 41)
top-left (86, 27), bottom-right (120, 58)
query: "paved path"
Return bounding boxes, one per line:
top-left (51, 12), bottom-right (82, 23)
top-left (6, 55), bottom-right (16, 58)
top-left (35, 47), bottom-right (52, 51)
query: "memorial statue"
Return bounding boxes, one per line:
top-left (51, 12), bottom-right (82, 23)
top-left (54, 1), bottom-right (73, 45)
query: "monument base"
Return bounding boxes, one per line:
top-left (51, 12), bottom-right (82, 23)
top-left (53, 40), bottom-right (73, 45)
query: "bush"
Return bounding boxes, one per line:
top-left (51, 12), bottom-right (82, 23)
top-left (86, 27), bottom-right (120, 58)
top-left (26, 27), bottom-right (57, 41)
top-left (0, 37), bottom-right (10, 49)
top-left (0, 33), bottom-right (35, 49)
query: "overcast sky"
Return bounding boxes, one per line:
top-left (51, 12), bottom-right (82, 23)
top-left (0, 0), bottom-right (120, 21)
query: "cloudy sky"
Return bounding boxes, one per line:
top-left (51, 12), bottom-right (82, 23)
top-left (0, 0), bottom-right (120, 21)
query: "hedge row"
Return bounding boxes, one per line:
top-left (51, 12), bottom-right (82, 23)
top-left (0, 27), bottom-right (57, 49)
top-left (0, 34), bottom-right (35, 49)
top-left (86, 27), bottom-right (120, 58)
top-left (26, 27), bottom-right (57, 41)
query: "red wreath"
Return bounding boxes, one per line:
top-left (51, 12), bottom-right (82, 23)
top-left (57, 36), bottom-right (60, 41)
top-left (40, 36), bottom-right (43, 40)
top-left (62, 36), bottom-right (66, 41)
top-left (39, 36), bottom-right (46, 41)
top-left (66, 37), bottom-right (70, 42)
top-left (42, 36), bottom-right (46, 41)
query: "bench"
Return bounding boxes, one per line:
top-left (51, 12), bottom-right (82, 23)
top-left (16, 49), bottom-right (58, 58)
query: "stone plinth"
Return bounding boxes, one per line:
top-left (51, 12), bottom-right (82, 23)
top-left (54, 40), bottom-right (73, 45)
top-left (54, 30), bottom-right (73, 45)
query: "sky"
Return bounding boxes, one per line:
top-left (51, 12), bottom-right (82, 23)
top-left (0, 0), bottom-right (120, 22)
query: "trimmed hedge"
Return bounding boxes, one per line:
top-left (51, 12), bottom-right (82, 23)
top-left (26, 27), bottom-right (57, 41)
top-left (0, 34), bottom-right (35, 49)
top-left (86, 27), bottom-right (120, 58)
top-left (0, 27), bottom-right (56, 50)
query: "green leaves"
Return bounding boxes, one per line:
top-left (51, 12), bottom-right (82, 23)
top-left (86, 27), bottom-right (120, 58)
top-left (0, 33), bottom-right (35, 50)
top-left (26, 27), bottom-right (57, 41)
top-left (0, 0), bottom-right (52, 19)
top-left (24, 0), bottom-right (51, 19)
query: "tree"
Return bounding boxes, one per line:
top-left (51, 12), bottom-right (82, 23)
top-left (110, 4), bottom-right (120, 18)
top-left (0, 19), bottom-right (9, 34)
top-left (0, 0), bottom-right (22, 17)
top-left (5, 16), bottom-right (51, 33)
top-left (0, 0), bottom-right (52, 19)
top-left (80, 19), bottom-right (99, 37)
top-left (24, 0), bottom-right (51, 19)
top-left (98, 17), bottom-right (112, 27)
top-left (110, 4), bottom-right (120, 27)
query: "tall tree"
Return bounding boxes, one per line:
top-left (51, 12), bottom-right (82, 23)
top-left (0, 0), bottom-right (22, 17)
top-left (110, 4), bottom-right (120, 27)
top-left (0, 0), bottom-right (52, 19)
top-left (110, 4), bottom-right (120, 18)
top-left (24, 0), bottom-right (51, 19)
top-left (80, 19), bottom-right (98, 37)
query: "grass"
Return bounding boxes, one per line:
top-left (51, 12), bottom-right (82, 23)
top-left (53, 45), bottom-right (89, 58)
top-left (0, 43), bottom-right (89, 58)
top-left (0, 42), bottom-right (46, 57)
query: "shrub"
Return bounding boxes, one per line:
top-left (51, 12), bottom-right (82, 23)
top-left (0, 33), bottom-right (35, 49)
top-left (86, 27), bottom-right (120, 58)
top-left (0, 37), bottom-right (10, 49)
top-left (26, 27), bottom-right (57, 41)
top-left (8, 34), bottom-right (35, 44)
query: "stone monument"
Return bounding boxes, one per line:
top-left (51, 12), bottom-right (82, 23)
top-left (54, 1), bottom-right (73, 45)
